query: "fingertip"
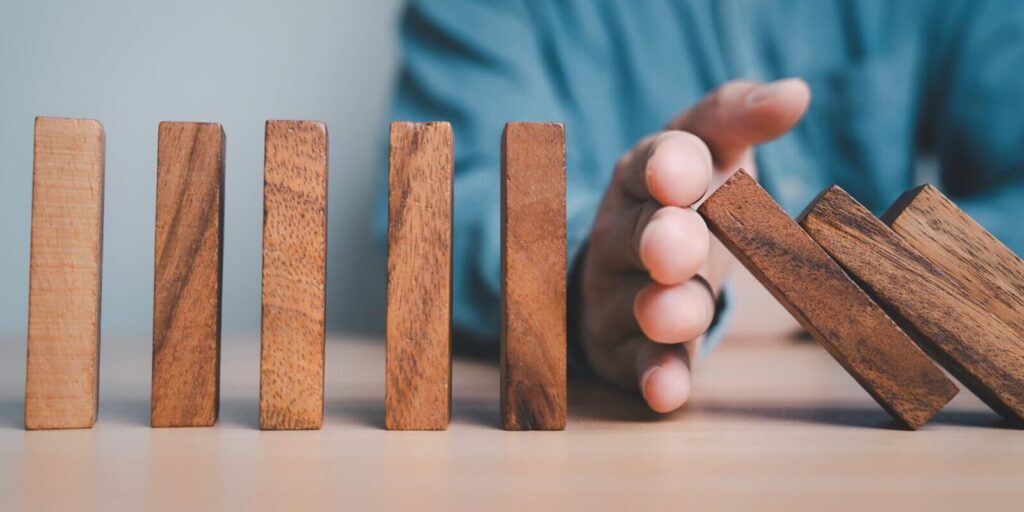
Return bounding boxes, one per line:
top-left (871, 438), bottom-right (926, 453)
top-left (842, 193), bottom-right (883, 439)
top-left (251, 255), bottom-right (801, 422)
top-left (639, 355), bottom-right (692, 413)
top-left (645, 132), bottom-right (712, 207)
top-left (773, 77), bottom-right (812, 122)
top-left (639, 207), bottom-right (709, 285)
top-left (745, 77), bottom-right (812, 136)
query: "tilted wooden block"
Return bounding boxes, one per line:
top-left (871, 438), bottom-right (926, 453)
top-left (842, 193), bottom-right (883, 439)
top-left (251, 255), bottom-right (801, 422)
top-left (385, 122), bottom-right (453, 430)
top-left (25, 117), bottom-right (105, 430)
top-left (882, 184), bottom-right (1024, 339)
top-left (151, 122), bottom-right (225, 428)
top-left (698, 171), bottom-right (957, 429)
top-left (260, 120), bottom-right (328, 430)
top-left (500, 122), bottom-right (567, 431)
top-left (800, 186), bottom-right (1024, 424)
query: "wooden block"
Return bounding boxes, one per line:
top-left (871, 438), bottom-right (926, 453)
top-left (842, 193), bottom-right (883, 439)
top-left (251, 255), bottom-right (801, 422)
top-left (259, 120), bottom-right (328, 430)
top-left (697, 171), bottom-right (957, 429)
top-left (25, 117), bottom-right (105, 430)
top-left (151, 122), bottom-right (225, 427)
top-left (385, 122), bottom-right (453, 430)
top-left (800, 186), bottom-right (1024, 424)
top-left (500, 122), bottom-right (567, 431)
top-left (882, 184), bottom-right (1024, 339)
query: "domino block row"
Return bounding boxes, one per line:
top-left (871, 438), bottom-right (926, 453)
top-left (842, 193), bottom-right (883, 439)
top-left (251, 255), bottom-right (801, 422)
top-left (24, 116), bottom-right (1024, 432)
top-left (24, 117), bottom-right (566, 431)
top-left (699, 171), bottom-right (1024, 429)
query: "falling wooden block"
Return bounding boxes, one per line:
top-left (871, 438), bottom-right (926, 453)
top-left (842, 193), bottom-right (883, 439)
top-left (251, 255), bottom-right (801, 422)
top-left (882, 184), bottom-right (1024, 339)
top-left (385, 122), bottom-right (453, 430)
top-left (259, 120), bottom-right (328, 430)
top-left (500, 122), bottom-right (567, 431)
top-left (697, 171), bottom-right (957, 429)
top-left (800, 186), bottom-right (1024, 424)
top-left (25, 117), bottom-right (105, 430)
top-left (151, 122), bottom-right (225, 428)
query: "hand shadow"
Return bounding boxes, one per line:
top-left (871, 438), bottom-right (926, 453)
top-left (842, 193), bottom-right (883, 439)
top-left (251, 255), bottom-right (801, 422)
top-left (567, 378), bottom-right (665, 423)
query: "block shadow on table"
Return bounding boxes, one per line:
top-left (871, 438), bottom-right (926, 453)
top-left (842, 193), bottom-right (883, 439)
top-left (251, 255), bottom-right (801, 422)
top-left (698, 400), bottom-right (1013, 430)
top-left (4, 393), bottom-right (1011, 431)
top-left (325, 397), bottom-right (501, 429)
top-left (97, 397), bottom-right (259, 429)
top-left (326, 398), bottom-right (385, 429)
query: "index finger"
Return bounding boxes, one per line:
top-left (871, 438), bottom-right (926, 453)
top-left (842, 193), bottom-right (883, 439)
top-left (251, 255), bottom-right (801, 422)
top-left (612, 130), bottom-right (713, 207)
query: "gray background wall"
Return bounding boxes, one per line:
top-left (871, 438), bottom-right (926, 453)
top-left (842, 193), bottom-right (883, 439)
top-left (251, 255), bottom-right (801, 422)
top-left (0, 0), bottom-right (404, 337)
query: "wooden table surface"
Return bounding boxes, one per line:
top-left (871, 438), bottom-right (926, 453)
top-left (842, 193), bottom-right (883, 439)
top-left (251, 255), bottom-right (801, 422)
top-left (0, 329), bottom-right (1020, 511)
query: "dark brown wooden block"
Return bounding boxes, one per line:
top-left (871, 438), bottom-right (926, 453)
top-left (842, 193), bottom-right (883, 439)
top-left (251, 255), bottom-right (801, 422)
top-left (385, 122), bottom-right (453, 430)
top-left (882, 184), bottom-right (1024, 339)
top-left (151, 122), bottom-right (225, 428)
top-left (697, 171), bottom-right (957, 429)
top-left (25, 117), bottom-right (105, 430)
top-left (500, 122), bottom-right (567, 431)
top-left (259, 120), bottom-right (328, 430)
top-left (800, 186), bottom-right (1024, 424)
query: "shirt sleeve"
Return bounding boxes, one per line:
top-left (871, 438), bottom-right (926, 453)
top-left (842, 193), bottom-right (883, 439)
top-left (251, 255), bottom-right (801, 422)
top-left (379, 0), bottom-right (593, 349)
top-left (922, 0), bottom-right (1024, 253)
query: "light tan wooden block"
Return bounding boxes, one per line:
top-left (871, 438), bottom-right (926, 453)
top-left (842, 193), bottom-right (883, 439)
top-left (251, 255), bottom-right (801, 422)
top-left (151, 122), bottom-right (225, 428)
top-left (500, 122), bottom-right (567, 431)
top-left (25, 117), bottom-right (105, 430)
top-left (259, 120), bottom-right (328, 430)
top-left (882, 184), bottom-right (1024, 339)
top-left (385, 122), bottom-right (453, 430)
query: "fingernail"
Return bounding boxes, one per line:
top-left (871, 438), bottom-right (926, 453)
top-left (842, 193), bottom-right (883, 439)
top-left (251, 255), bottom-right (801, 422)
top-left (748, 78), bottom-right (798, 104)
top-left (640, 365), bottom-right (660, 401)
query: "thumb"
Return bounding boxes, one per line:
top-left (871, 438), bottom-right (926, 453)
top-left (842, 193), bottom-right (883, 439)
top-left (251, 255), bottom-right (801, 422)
top-left (669, 78), bottom-right (811, 169)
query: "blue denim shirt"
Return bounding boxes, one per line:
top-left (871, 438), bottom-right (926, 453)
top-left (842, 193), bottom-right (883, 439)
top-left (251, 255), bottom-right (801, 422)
top-left (380, 0), bottom-right (1024, 355)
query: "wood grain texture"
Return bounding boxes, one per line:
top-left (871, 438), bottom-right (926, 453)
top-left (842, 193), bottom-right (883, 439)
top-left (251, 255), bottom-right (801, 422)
top-left (800, 186), bottom-right (1024, 424)
top-left (500, 122), bottom-right (567, 431)
top-left (697, 171), bottom-right (957, 429)
top-left (259, 120), bottom-right (328, 430)
top-left (151, 122), bottom-right (225, 427)
top-left (385, 122), bottom-right (453, 430)
top-left (882, 184), bottom-right (1024, 339)
top-left (25, 117), bottom-right (105, 430)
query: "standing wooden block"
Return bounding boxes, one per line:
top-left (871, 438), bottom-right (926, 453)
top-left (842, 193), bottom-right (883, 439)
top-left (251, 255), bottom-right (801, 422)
top-left (800, 186), bottom-right (1024, 424)
top-left (385, 122), bottom-right (453, 430)
top-left (25, 117), bottom-right (105, 430)
top-left (151, 122), bottom-right (225, 427)
top-left (697, 171), bottom-right (956, 429)
top-left (500, 122), bottom-right (567, 431)
top-left (882, 184), bottom-right (1024, 338)
top-left (259, 120), bottom-right (328, 430)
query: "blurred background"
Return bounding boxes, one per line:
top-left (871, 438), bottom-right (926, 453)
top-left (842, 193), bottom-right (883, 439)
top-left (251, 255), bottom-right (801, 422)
top-left (0, 0), bottom-right (794, 342)
top-left (0, 0), bottom-right (405, 338)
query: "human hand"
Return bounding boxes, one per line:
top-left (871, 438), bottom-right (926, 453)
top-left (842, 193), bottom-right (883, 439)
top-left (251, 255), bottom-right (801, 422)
top-left (579, 79), bottom-right (811, 412)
